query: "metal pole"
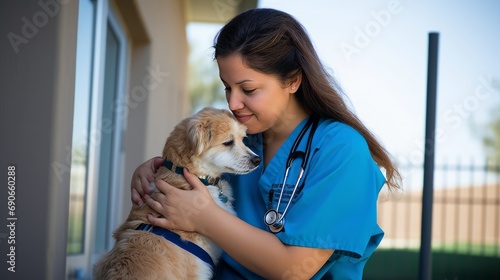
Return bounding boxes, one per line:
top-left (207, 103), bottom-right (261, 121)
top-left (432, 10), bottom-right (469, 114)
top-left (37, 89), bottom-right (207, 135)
top-left (419, 32), bottom-right (439, 280)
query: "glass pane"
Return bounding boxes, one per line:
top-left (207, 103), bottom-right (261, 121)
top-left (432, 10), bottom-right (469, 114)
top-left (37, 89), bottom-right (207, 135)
top-left (67, 0), bottom-right (95, 255)
top-left (94, 23), bottom-right (120, 252)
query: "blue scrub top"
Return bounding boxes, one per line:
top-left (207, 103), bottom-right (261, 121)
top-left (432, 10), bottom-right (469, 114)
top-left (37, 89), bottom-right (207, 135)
top-left (213, 117), bottom-right (386, 280)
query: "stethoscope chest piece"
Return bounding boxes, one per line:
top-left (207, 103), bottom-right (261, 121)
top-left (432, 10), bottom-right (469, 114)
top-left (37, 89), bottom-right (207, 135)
top-left (264, 209), bottom-right (278, 225)
top-left (264, 209), bottom-right (285, 233)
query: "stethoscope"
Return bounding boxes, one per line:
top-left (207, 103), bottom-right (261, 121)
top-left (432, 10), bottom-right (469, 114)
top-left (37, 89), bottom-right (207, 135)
top-left (264, 116), bottom-right (319, 233)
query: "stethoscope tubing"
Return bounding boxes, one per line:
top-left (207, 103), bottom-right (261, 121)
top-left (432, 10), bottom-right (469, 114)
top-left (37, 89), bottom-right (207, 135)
top-left (265, 116), bottom-right (319, 232)
top-left (275, 166), bottom-right (305, 223)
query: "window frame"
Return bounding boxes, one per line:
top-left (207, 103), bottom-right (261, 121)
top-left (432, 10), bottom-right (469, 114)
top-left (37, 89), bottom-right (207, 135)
top-left (66, 0), bottom-right (129, 277)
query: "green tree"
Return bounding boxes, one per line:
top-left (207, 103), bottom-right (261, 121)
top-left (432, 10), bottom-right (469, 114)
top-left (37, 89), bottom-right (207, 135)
top-left (481, 78), bottom-right (500, 166)
top-left (483, 110), bottom-right (500, 163)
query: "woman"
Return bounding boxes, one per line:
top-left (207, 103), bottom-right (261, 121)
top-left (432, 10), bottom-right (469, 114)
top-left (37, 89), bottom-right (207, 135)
top-left (131, 8), bottom-right (401, 279)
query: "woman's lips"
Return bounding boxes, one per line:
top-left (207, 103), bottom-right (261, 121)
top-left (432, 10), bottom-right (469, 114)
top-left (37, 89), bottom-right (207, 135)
top-left (234, 114), bottom-right (252, 123)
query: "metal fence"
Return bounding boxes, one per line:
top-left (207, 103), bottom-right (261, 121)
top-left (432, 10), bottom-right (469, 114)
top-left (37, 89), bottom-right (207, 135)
top-left (377, 160), bottom-right (500, 257)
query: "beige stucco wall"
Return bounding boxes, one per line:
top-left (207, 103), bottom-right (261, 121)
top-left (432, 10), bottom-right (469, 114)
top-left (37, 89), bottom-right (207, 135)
top-left (108, 0), bottom-right (190, 225)
top-left (135, 0), bottom-right (190, 159)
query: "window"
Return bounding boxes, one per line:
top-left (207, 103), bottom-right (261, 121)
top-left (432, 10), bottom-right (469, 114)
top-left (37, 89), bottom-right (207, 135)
top-left (66, 0), bottom-right (128, 277)
top-left (67, 0), bottom-right (95, 257)
top-left (94, 10), bottom-right (128, 253)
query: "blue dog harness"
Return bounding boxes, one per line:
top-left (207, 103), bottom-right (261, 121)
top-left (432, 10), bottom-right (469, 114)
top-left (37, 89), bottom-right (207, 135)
top-left (135, 159), bottom-right (231, 269)
top-left (163, 159), bottom-right (220, 186)
top-left (136, 223), bottom-right (215, 268)
top-left (163, 159), bottom-right (228, 203)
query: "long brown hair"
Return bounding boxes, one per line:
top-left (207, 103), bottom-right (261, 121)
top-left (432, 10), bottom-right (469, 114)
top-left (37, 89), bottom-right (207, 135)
top-left (214, 8), bottom-right (401, 190)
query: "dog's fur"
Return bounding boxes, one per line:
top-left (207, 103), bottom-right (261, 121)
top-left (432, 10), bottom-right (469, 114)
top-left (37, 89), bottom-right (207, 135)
top-left (94, 107), bottom-right (260, 280)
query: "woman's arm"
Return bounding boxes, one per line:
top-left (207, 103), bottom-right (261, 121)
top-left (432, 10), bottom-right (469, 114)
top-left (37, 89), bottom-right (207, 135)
top-left (144, 169), bottom-right (333, 279)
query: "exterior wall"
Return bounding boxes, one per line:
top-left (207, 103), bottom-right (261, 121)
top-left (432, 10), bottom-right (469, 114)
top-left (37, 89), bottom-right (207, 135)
top-left (0, 0), bottom-right (79, 279)
top-left (135, 0), bottom-right (190, 160)
top-left (114, 0), bottom-right (190, 225)
top-left (378, 184), bottom-right (500, 248)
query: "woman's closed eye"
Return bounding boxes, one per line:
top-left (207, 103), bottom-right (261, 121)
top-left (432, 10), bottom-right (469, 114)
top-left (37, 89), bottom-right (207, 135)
top-left (242, 88), bottom-right (256, 94)
top-left (223, 85), bottom-right (256, 94)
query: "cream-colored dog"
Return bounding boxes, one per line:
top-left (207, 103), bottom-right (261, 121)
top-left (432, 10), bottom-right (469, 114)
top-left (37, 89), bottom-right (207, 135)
top-left (94, 107), bottom-right (261, 279)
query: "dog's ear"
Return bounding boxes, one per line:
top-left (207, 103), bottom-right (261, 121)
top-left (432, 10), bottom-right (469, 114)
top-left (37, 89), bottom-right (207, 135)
top-left (187, 118), bottom-right (211, 155)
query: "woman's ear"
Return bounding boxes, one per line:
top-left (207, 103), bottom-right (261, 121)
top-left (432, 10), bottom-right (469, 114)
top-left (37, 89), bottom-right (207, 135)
top-left (289, 73), bottom-right (302, 94)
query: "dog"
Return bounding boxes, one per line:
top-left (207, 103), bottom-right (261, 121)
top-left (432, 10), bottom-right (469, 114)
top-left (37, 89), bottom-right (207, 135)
top-left (94, 107), bottom-right (261, 279)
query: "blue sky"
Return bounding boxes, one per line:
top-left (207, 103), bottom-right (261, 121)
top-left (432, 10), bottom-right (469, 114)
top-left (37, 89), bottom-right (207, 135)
top-left (188, 0), bottom-right (500, 167)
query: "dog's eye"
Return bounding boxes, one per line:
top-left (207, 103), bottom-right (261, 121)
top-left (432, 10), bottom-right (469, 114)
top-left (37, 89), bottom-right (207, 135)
top-left (223, 140), bottom-right (234, 147)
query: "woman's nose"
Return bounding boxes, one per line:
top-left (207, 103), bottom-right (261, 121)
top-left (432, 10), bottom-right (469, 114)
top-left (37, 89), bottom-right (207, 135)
top-left (227, 91), bottom-right (244, 111)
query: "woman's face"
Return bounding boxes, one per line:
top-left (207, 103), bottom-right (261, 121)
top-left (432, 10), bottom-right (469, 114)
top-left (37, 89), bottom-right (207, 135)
top-left (217, 54), bottom-right (302, 135)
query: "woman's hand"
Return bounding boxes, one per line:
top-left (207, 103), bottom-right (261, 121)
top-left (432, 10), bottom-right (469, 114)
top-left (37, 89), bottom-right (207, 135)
top-left (144, 168), bottom-right (217, 232)
top-left (142, 169), bottom-right (332, 279)
top-left (146, 168), bottom-right (332, 278)
top-left (130, 157), bottom-right (164, 206)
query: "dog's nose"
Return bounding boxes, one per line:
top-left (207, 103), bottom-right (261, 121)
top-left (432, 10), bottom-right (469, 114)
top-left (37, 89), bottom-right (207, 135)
top-left (251, 155), bottom-right (261, 167)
